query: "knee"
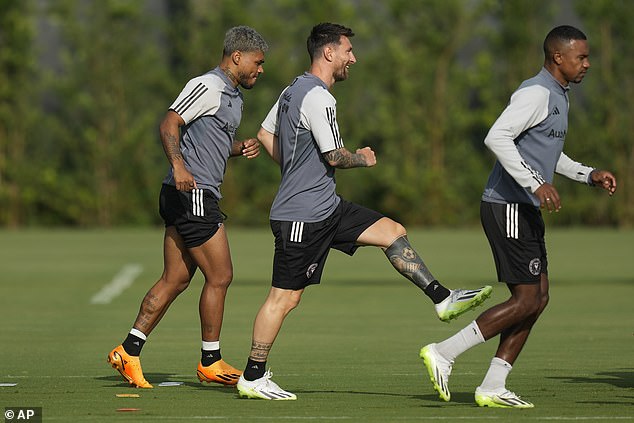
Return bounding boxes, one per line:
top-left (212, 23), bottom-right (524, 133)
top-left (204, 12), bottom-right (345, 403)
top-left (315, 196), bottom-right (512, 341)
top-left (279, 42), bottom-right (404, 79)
top-left (385, 220), bottom-right (407, 245)
top-left (523, 293), bottom-right (549, 321)
top-left (281, 292), bottom-right (301, 315)
top-left (160, 273), bottom-right (192, 295)
top-left (267, 290), bottom-right (302, 316)
top-left (207, 269), bottom-right (233, 290)
top-left (538, 291), bottom-right (549, 314)
top-left (509, 296), bottom-right (541, 320)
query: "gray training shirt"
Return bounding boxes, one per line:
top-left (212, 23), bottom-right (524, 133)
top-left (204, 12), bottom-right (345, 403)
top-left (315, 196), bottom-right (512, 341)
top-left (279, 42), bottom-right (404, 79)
top-left (262, 73), bottom-right (344, 222)
top-left (163, 67), bottom-right (243, 199)
top-left (482, 67), bottom-right (594, 207)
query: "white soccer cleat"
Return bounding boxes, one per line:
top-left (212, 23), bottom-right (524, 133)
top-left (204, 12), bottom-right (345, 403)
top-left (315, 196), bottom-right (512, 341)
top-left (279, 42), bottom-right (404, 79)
top-left (236, 370), bottom-right (297, 400)
top-left (419, 343), bottom-right (453, 401)
top-left (475, 387), bottom-right (534, 408)
top-left (435, 286), bottom-right (493, 322)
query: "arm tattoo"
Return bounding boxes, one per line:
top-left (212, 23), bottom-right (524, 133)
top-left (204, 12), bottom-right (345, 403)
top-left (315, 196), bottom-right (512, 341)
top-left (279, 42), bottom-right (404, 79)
top-left (162, 131), bottom-right (183, 163)
top-left (249, 341), bottom-right (273, 361)
top-left (324, 148), bottom-right (367, 168)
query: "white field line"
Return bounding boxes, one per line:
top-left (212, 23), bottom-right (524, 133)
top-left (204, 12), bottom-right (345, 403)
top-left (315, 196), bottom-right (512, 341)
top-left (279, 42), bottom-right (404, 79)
top-left (90, 264), bottom-right (143, 304)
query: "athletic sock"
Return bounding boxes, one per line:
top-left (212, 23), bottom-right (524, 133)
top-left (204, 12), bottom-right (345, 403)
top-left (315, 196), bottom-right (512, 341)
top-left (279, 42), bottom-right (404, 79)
top-left (435, 320), bottom-right (485, 363)
top-left (121, 328), bottom-right (147, 356)
top-left (201, 340), bottom-right (221, 366)
top-left (243, 358), bottom-right (266, 381)
top-left (423, 280), bottom-right (451, 304)
top-left (479, 357), bottom-right (512, 392)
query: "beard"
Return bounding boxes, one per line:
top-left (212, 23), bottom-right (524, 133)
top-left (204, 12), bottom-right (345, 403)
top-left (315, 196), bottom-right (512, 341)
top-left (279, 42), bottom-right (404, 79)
top-left (237, 71), bottom-right (257, 89)
top-left (333, 66), bottom-right (349, 82)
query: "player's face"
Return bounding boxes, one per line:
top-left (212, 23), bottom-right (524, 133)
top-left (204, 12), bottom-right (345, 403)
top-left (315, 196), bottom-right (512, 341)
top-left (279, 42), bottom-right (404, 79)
top-left (558, 39), bottom-right (590, 85)
top-left (236, 50), bottom-right (265, 90)
top-left (332, 36), bottom-right (356, 82)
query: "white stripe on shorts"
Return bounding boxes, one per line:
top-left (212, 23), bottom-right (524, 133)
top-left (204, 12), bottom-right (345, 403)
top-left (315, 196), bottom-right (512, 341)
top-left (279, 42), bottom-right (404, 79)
top-left (290, 221), bottom-right (304, 243)
top-left (505, 203), bottom-right (518, 239)
top-left (192, 189), bottom-right (204, 217)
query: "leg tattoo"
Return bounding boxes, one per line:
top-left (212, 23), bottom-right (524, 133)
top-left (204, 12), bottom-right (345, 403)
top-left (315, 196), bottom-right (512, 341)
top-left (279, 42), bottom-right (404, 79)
top-left (249, 341), bottom-right (273, 362)
top-left (384, 235), bottom-right (436, 290)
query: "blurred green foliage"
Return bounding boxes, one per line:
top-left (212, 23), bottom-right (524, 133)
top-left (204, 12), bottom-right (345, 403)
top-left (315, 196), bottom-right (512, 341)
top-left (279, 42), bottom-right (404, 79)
top-left (0, 0), bottom-right (630, 227)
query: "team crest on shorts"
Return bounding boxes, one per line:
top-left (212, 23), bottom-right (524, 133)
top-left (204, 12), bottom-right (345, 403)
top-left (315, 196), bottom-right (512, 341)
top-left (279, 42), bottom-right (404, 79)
top-left (528, 258), bottom-right (541, 276)
top-left (306, 263), bottom-right (319, 278)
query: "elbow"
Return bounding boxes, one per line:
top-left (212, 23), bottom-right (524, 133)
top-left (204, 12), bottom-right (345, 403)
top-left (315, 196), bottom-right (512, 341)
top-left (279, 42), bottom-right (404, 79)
top-left (159, 111), bottom-right (183, 135)
top-left (256, 127), bottom-right (269, 143)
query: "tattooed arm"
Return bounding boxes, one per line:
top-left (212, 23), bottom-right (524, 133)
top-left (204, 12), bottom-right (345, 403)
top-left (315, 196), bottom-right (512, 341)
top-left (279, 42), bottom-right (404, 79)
top-left (159, 111), bottom-right (196, 191)
top-left (323, 146), bottom-right (377, 169)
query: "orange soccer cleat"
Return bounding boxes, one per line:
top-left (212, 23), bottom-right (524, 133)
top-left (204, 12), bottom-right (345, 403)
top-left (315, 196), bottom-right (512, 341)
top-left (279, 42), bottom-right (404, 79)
top-left (197, 359), bottom-right (242, 386)
top-left (107, 345), bottom-right (153, 388)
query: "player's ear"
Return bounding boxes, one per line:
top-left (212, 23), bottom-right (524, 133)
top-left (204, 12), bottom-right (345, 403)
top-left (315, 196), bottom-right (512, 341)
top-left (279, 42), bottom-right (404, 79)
top-left (323, 45), bottom-right (334, 62)
top-left (231, 50), bottom-right (241, 65)
top-left (553, 51), bottom-right (563, 65)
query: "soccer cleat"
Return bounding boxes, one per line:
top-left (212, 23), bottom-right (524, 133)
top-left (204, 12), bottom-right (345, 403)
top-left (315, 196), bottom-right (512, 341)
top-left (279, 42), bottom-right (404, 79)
top-left (236, 370), bottom-right (297, 400)
top-left (107, 345), bottom-right (153, 388)
top-left (435, 286), bottom-right (493, 322)
top-left (419, 343), bottom-right (452, 401)
top-left (197, 360), bottom-right (242, 386)
top-left (475, 387), bottom-right (534, 408)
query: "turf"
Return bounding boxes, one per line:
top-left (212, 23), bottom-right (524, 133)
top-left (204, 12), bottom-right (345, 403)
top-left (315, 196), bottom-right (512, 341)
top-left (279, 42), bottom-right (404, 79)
top-left (0, 227), bottom-right (632, 422)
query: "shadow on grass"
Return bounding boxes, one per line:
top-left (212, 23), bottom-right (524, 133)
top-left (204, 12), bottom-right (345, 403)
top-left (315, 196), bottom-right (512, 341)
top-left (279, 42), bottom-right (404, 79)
top-left (96, 373), bottom-right (238, 394)
top-left (293, 389), bottom-right (477, 406)
top-left (547, 369), bottom-right (634, 389)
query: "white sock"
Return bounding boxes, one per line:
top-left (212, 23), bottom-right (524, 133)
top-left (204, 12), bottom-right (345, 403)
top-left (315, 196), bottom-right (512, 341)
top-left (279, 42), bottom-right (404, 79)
top-left (479, 357), bottom-right (512, 392)
top-left (129, 328), bottom-right (147, 340)
top-left (202, 340), bottom-right (220, 351)
top-left (435, 321), bottom-right (485, 363)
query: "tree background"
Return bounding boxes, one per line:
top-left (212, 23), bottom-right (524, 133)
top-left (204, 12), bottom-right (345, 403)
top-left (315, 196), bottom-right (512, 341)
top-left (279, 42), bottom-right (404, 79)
top-left (0, 0), bottom-right (630, 228)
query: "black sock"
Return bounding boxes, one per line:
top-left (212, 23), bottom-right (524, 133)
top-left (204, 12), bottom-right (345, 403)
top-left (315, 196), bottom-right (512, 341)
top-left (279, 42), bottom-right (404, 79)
top-left (121, 333), bottom-right (145, 356)
top-left (201, 349), bottom-right (222, 366)
top-left (424, 280), bottom-right (451, 304)
top-left (243, 358), bottom-right (266, 381)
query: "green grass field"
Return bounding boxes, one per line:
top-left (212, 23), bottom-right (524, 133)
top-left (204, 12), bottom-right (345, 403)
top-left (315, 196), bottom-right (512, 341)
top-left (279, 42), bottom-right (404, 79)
top-left (0, 227), bottom-right (632, 422)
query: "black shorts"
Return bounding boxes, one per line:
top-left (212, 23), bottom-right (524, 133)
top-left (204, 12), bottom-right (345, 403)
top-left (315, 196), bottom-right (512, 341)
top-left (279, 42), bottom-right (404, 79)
top-left (270, 199), bottom-right (384, 290)
top-left (480, 201), bottom-right (548, 284)
top-left (159, 184), bottom-right (225, 248)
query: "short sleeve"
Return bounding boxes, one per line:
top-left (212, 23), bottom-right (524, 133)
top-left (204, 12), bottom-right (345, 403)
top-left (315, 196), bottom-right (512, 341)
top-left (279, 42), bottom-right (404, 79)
top-left (169, 79), bottom-right (222, 124)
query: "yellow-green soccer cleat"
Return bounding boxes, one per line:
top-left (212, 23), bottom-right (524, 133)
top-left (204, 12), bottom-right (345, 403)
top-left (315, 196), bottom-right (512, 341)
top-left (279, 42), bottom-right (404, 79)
top-left (475, 387), bottom-right (534, 408)
top-left (236, 370), bottom-right (297, 400)
top-left (435, 286), bottom-right (493, 322)
top-left (197, 359), bottom-right (242, 386)
top-left (419, 343), bottom-right (452, 401)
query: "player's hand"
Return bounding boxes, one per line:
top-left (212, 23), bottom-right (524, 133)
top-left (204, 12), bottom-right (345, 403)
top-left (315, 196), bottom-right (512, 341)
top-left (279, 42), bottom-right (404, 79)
top-left (590, 169), bottom-right (617, 196)
top-left (173, 166), bottom-right (197, 192)
top-left (534, 183), bottom-right (560, 212)
top-left (356, 147), bottom-right (376, 167)
top-left (241, 138), bottom-right (260, 159)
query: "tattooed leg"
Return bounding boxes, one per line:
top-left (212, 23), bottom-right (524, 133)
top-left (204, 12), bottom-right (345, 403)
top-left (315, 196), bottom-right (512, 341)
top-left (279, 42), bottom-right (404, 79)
top-left (384, 235), bottom-right (436, 289)
top-left (249, 341), bottom-right (273, 362)
top-left (384, 235), bottom-right (451, 303)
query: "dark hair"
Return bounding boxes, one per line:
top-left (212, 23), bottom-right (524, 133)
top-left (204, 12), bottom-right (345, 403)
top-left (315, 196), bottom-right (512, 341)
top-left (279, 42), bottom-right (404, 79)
top-left (543, 25), bottom-right (587, 58)
top-left (307, 23), bottom-right (354, 61)
top-left (223, 26), bottom-right (268, 57)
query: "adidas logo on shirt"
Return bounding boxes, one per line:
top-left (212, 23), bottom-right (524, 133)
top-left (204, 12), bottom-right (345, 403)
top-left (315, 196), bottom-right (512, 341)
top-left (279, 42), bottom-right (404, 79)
top-left (551, 106), bottom-right (560, 115)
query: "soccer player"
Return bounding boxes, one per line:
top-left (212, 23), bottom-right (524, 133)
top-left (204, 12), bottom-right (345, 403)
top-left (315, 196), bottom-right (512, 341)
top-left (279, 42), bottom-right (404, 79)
top-left (106, 26), bottom-right (268, 388)
top-left (235, 22), bottom-right (492, 400)
top-left (420, 25), bottom-right (617, 408)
